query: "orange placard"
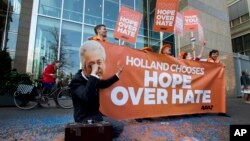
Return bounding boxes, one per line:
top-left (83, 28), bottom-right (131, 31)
top-left (183, 9), bottom-right (199, 32)
top-left (100, 42), bottom-right (225, 120)
top-left (174, 12), bottom-right (184, 36)
top-left (113, 6), bottom-right (142, 43)
top-left (153, 0), bottom-right (179, 32)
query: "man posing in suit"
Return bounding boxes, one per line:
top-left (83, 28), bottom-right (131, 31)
top-left (69, 40), bottom-right (124, 138)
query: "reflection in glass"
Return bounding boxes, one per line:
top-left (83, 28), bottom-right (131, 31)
top-left (149, 0), bottom-right (160, 51)
top-left (9, 13), bottom-right (20, 32)
top-left (104, 0), bottom-right (119, 29)
top-left (136, 36), bottom-right (148, 50)
top-left (61, 21), bottom-right (81, 76)
top-left (10, 0), bottom-right (21, 14)
top-left (1, 0), bottom-right (21, 59)
top-left (107, 29), bottom-right (119, 44)
top-left (6, 32), bottom-right (17, 59)
top-left (135, 0), bottom-right (148, 36)
top-left (121, 0), bottom-right (134, 9)
top-left (38, 0), bottom-right (62, 18)
top-left (63, 0), bottom-right (83, 22)
top-left (83, 25), bottom-right (95, 42)
top-left (33, 17), bottom-right (60, 78)
top-left (85, 0), bottom-right (102, 25)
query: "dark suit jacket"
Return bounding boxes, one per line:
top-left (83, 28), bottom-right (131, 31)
top-left (241, 75), bottom-right (250, 88)
top-left (69, 69), bottom-right (119, 122)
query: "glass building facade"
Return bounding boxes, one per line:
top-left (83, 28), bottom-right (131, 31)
top-left (0, 0), bottom-right (21, 60)
top-left (1, 0), bottom-right (237, 95)
top-left (26, 0), bottom-right (174, 79)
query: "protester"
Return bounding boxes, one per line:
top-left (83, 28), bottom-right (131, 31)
top-left (42, 60), bottom-right (61, 90)
top-left (88, 24), bottom-right (107, 42)
top-left (69, 40), bottom-right (124, 138)
top-left (41, 60), bottom-right (61, 106)
top-left (179, 51), bottom-right (192, 60)
top-left (160, 44), bottom-right (172, 55)
top-left (180, 42), bottom-right (205, 61)
top-left (241, 70), bottom-right (250, 104)
top-left (141, 46), bottom-right (153, 53)
top-left (207, 49), bottom-right (220, 63)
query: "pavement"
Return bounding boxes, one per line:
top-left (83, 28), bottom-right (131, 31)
top-left (225, 95), bottom-right (250, 125)
top-left (0, 94), bottom-right (249, 141)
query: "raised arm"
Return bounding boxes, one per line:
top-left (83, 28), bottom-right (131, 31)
top-left (99, 61), bottom-right (123, 88)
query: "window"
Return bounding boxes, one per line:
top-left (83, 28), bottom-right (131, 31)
top-left (104, 0), bottom-right (119, 29)
top-left (83, 25), bottom-right (95, 41)
top-left (232, 37), bottom-right (243, 53)
top-left (136, 36), bottom-right (148, 50)
top-left (33, 17), bottom-right (60, 77)
top-left (149, 0), bottom-right (159, 39)
top-left (63, 0), bottom-right (83, 22)
top-left (121, 0), bottom-right (134, 9)
top-left (9, 13), bottom-right (20, 32)
top-left (61, 21), bottom-right (82, 75)
top-left (85, 0), bottom-right (102, 25)
top-left (4, 0), bottom-right (22, 60)
top-left (232, 18), bottom-right (240, 26)
top-left (106, 29), bottom-right (119, 44)
top-left (244, 34), bottom-right (250, 51)
top-left (39, 0), bottom-right (62, 18)
top-left (6, 33), bottom-right (17, 59)
top-left (241, 13), bottom-right (249, 22)
top-left (135, 0), bottom-right (148, 36)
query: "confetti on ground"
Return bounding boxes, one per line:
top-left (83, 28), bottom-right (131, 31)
top-left (0, 113), bottom-right (231, 141)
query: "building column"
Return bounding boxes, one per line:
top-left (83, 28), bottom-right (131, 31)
top-left (13, 0), bottom-right (34, 73)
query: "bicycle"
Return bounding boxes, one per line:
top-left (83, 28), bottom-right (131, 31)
top-left (13, 79), bottom-right (73, 109)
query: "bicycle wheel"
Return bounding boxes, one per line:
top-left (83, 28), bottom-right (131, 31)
top-left (13, 91), bottom-right (38, 110)
top-left (57, 88), bottom-right (73, 109)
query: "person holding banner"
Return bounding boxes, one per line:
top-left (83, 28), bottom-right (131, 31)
top-left (88, 24), bottom-right (107, 42)
top-left (179, 42), bottom-right (205, 61)
top-left (160, 44), bottom-right (172, 56)
top-left (69, 40), bottom-right (124, 138)
top-left (207, 50), bottom-right (220, 63)
top-left (179, 52), bottom-right (192, 60)
top-left (141, 46), bottom-right (153, 53)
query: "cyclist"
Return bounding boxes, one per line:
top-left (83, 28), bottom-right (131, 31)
top-left (41, 60), bottom-right (61, 106)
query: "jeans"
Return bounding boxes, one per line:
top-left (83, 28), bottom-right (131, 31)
top-left (102, 116), bottom-right (124, 138)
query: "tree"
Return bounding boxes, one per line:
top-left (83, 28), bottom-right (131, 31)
top-left (46, 27), bottom-right (73, 70)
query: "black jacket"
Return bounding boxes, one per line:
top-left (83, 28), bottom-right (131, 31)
top-left (69, 70), bottom-right (119, 122)
top-left (241, 75), bottom-right (250, 88)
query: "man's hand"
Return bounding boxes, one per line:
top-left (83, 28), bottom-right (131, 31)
top-left (116, 61), bottom-right (123, 77)
top-left (91, 64), bottom-right (99, 75)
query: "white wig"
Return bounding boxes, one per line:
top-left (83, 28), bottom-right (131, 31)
top-left (79, 40), bottom-right (106, 66)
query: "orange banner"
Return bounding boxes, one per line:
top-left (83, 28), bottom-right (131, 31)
top-left (100, 42), bottom-right (226, 120)
top-left (183, 9), bottom-right (199, 32)
top-left (153, 0), bottom-right (179, 32)
top-left (113, 6), bottom-right (142, 43)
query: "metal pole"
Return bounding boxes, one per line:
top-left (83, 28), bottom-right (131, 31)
top-left (177, 35), bottom-right (181, 58)
top-left (174, 33), bottom-right (177, 57)
top-left (190, 31), bottom-right (196, 59)
top-left (159, 32), bottom-right (163, 53)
